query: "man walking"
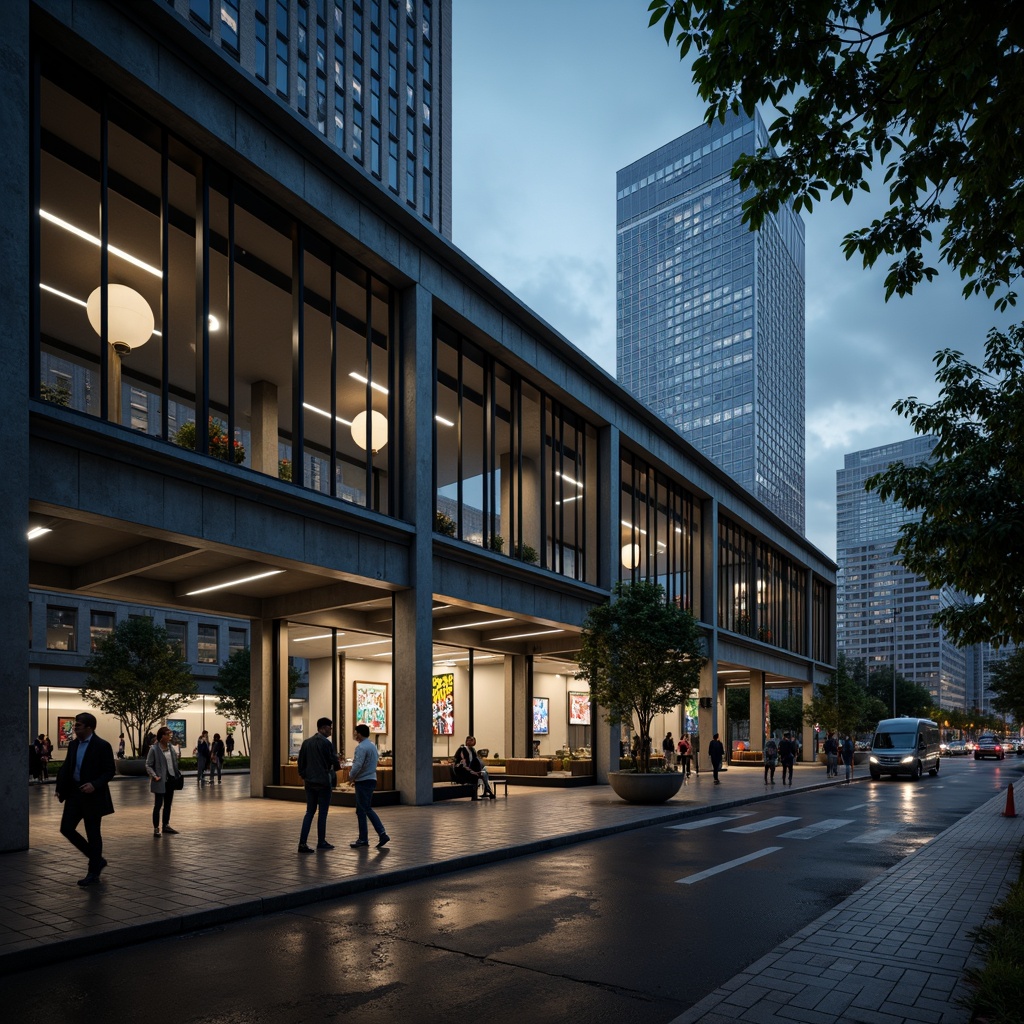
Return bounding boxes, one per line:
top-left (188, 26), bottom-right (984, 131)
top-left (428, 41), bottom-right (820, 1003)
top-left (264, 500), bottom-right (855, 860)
top-left (824, 731), bottom-right (839, 777)
top-left (841, 734), bottom-right (856, 783)
top-left (349, 723), bottom-right (389, 848)
top-left (779, 731), bottom-right (798, 785)
top-left (708, 732), bottom-right (725, 784)
top-left (55, 712), bottom-right (115, 886)
top-left (297, 717), bottom-right (340, 853)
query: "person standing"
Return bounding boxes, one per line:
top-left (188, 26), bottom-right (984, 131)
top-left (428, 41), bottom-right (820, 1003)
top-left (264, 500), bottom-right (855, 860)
top-left (348, 723), bottom-right (389, 848)
top-left (195, 730), bottom-right (211, 786)
top-left (779, 731), bottom-right (797, 785)
top-left (663, 732), bottom-right (675, 770)
top-left (708, 732), bottom-right (725, 784)
top-left (209, 733), bottom-right (225, 784)
top-left (824, 732), bottom-right (839, 777)
top-left (453, 736), bottom-right (495, 799)
top-left (297, 717), bottom-right (340, 853)
top-left (678, 735), bottom-right (692, 778)
top-left (841, 734), bottom-right (856, 783)
top-left (225, 732), bottom-right (235, 758)
top-left (117, 733), bottom-right (126, 759)
top-left (54, 712), bottom-right (115, 886)
top-left (763, 735), bottom-right (779, 785)
top-left (145, 726), bottom-right (182, 837)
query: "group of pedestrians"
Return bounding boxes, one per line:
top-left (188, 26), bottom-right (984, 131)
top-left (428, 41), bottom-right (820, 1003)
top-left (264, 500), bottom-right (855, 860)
top-left (194, 730), bottom-right (226, 786)
top-left (822, 731), bottom-right (856, 782)
top-left (29, 733), bottom-right (53, 782)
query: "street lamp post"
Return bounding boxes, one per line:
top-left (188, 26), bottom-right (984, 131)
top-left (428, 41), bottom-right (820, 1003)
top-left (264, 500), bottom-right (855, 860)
top-left (892, 606), bottom-right (901, 717)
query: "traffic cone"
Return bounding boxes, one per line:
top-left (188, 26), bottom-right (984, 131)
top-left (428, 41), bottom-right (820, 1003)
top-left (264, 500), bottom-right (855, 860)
top-left (1001, 783), bottom-right (1017, 818)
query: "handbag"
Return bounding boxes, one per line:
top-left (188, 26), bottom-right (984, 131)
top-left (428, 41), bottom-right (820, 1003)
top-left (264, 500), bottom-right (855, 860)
top-left (170, 772), bottom-right (185, 791)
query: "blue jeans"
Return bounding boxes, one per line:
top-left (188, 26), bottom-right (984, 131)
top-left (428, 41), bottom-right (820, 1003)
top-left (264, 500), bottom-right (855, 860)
top-left (300, 784), bottom-right (332, 845)
top-left (826, 753), bottom-right (838, 776)
top-left (354, 780), bottom-right (384, 841)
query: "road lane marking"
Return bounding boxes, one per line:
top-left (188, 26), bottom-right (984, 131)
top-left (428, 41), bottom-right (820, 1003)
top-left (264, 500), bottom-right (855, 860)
top-left (779, 818), bottom-right (854, 839)
top-left (676, 847), bottom-right (782, 884)
top-left (849, 825), bottom-right (905, 844)
top-left (843, 803), bottom-right (867, 810)
top-left (667, 813), bottom-right (753, 830)
top-left (724, 816), bottom-right (800, 834)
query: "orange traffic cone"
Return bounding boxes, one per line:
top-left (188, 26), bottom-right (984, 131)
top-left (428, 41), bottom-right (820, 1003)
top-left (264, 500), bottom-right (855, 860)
top-left (1001, 783), bottom-right (1017, 818)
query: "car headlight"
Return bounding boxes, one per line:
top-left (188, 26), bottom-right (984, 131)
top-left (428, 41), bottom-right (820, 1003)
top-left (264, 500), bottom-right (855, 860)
top-left (901, 755), bottom-right (914, 764)
top-left (869, 755), bottom-right (878, 764)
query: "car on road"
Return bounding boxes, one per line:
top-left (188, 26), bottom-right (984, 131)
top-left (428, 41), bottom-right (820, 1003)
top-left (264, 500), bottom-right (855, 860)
top-left (944, 740), bottom-right (968, 756)
top-left (974, 735), bottom-right (1006, 760)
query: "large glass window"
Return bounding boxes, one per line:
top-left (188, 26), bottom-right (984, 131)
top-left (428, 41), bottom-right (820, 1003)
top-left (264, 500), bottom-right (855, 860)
top-left (434, 323), bottom-right (599, 584)
top-left (33, 52), bottom-right (396, 517)
top-left (198, 624), bottom-right (219, 664)
top-left (166, 620), bottom-right (187, 658)
top-left (46, 606), bottom-right (77, 651)
top-left (89, 611), bottom-right (115, 653)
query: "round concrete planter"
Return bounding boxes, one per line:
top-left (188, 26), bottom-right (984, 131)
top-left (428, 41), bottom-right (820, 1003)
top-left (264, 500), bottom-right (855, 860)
top-left (115, 757), bottom-right (148, 777)
top-left (608, 770), bottom-right (685, 804)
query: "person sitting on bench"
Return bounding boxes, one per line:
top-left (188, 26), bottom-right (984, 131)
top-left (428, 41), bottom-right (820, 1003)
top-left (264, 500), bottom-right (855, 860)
top-left (453, 736), bottom-right (495, 800)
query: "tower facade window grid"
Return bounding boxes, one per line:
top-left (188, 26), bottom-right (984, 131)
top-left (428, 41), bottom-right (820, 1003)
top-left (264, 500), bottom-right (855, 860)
top-left (836, 437), bottom-right (970, 709)
top-left (162, 0), bottom-right (449, 237)
top-left (616, 109), bottom-right (805, 533)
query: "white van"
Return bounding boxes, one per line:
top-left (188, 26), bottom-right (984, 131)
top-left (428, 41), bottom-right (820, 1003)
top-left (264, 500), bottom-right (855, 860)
top-left (869, 718), bottom-right (942, 781)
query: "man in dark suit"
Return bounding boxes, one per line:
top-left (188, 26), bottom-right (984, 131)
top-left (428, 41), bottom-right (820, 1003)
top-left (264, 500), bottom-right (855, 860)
top-left (55, 712), bottom-right (116, 886)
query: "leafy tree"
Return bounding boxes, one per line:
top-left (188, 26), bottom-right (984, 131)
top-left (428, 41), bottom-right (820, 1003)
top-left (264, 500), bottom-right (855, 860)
top-left (576, 580), bottom-right (708, 773)
top-left (768, 692), bottom-right (805, 736)
top-left (989, 649), bottom-right (1024, 725)
top-left (803, 654), bottom-right (867, 737)
top-left (213, 648), bottom-right (302, 756)
top-left (864, 666), bottom-right (933, 719)
top-left (648, 1), bottom-right (1024, 308)
top-left (80, 617), bottom-right (197, 756)
top-left (866, 327), bottom-right (1024, 647)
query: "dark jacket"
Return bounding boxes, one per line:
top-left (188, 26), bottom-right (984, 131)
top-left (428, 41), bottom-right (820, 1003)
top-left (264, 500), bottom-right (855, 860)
top-left (298, 732), bottom-right (339, 788)
top-left (55, 734), bottom-right (116, 817)
top-left (454, 744), bottom-right (484, 781)
top-left (708, 739), bottom-right (725, 766)
top-left (779, 738), bottom-right (798, 764)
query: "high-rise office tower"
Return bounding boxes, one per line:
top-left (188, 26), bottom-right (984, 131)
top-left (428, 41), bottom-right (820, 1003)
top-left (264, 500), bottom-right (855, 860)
top-left (163, 0), bottom-right (452, 238)
top-left (836, 438), bottom-right (970, 709)
top-left (616, 109), bottom-right (806, 532)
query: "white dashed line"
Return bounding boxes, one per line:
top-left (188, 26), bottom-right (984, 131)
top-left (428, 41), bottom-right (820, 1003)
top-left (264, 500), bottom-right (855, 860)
top-left (724, 816), bottom-right (800, 834)
top-left (667, 814), bottom-right (753, 830)
top-left (779, 818), bottom-right (855, 839)
top-left (676, 847), bottom-right (783, 884)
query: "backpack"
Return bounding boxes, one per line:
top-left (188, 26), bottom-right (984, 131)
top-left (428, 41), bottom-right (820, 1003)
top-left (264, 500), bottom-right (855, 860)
top-left (765, 740), bottom-right (778, 764)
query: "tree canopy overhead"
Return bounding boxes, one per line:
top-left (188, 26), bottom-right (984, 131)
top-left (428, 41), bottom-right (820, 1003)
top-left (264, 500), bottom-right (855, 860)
top-left (648, 1), bottom-right (1024, 308)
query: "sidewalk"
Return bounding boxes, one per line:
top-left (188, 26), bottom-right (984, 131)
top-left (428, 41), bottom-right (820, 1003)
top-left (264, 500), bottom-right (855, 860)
top-left (669, 787), bottom-right (1024, 1024)
top-left (3, 764), bottom-right (1023, 1024)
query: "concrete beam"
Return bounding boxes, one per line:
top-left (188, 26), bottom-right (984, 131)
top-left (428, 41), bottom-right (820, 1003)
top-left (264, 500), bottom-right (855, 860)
top-left (71, 540), bottom-right (199, 590)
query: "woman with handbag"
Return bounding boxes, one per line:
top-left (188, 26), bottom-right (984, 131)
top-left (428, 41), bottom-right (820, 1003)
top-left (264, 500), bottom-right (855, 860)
top-left (146, 726), bottom-right (183, 837)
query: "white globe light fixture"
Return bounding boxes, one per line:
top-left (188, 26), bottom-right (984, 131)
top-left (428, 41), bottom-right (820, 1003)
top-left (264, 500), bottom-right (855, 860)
top-left (350, 409), bottom-right (388, 454)
top-left (621, 543), bottom-right (640, 569)
top-left (87, 284), bottom-right (155, 354)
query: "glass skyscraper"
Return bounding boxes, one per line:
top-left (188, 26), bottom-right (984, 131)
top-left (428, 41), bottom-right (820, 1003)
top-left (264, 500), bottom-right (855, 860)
top-left (836, 438), bottom-right (970, 709)
top-left (616, 109), bottom-right (806, 533)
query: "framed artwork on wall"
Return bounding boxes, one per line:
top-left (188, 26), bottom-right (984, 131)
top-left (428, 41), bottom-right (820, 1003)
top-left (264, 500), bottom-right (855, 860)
top-left (57, 716), bottom-right (76, 749)
top-left (568, 691), bottom-right (591, 725)
top-left (167, 719), bottom-right (186, 749)
top-left (354, 681), bottom-right (389, 734)
top-left (532, 697), bottom-right (550, 735)
top-left (432, 673), bottom-right (455, 735)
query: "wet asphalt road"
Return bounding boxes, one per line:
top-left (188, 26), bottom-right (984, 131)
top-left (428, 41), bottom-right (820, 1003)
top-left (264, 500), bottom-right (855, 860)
top-left (1, 757), bottom-right (1012, 1023)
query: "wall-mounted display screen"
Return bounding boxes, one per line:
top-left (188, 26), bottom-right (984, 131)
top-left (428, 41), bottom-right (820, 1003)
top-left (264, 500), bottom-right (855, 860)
top-left (432, 673), bottom-right (455, 735)
top-left (354, 681), bottom-right (389, 734)
top-left (568, 691), bottom-right (591, 725)
top-left (533, 696), bottom-right (549, 735)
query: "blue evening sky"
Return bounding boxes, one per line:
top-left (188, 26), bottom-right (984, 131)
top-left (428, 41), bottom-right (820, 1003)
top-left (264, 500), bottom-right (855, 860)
top-left (451, 1), bottom-right (1012, 559)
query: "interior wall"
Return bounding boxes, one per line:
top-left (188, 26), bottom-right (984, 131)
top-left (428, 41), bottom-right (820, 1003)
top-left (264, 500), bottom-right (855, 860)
top-left (470, 662), bottom-right (504, 757)
top-left (342, 658), bottom-right (392, 758)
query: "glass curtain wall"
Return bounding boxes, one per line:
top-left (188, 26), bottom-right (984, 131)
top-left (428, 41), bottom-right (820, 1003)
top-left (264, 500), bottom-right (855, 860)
top-left (618, 450), bottom-right (702, 617)
top-left (434, 322), bottom-right (599, 584)
top-left (812, 579), bottom-right (831, 663)
top-left (718, 516), bottom-right (807, 654)
top-left (33, 51), bottom-right (395, 514)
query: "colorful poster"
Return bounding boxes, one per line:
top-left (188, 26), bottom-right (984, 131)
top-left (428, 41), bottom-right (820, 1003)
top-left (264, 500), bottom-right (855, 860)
top-left (568, 691), bottom-right (591, 725)
top-left (354, 681), bottom-right (388, 734)
top-left (167, 718), bottom-right (186, 749)
top-left (532, 696), bottom-right (549, 735)
top-left (432, 673), bottom-right (455, 735)
top-left (57, 716), bottom-right (76, 749)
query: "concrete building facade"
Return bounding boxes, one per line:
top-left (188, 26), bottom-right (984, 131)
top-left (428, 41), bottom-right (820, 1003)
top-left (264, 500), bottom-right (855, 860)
top-left (0, 0), bottom-right (835, 851)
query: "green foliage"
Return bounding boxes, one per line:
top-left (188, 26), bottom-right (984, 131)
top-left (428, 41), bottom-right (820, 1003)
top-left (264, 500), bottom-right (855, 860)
top-left (40, 378), bottom-right (71, 406)
top-left (648, 0), bottom-right (1024, 309)
top-left (434, 510), bottom-right (457, 537)
top-left (173, 417), bottom-right (246, 463)
top-left (990, 649), bottom-right (1024, 724)
top-left (866, 326), bottom-right (1024, 647)
top-left (80, 617), bottom-right (197, 756)
top-left (769, 693), bottom-right (806, 735)
top-left (488, 534), bottom-right (504, 553)
top-left (803, 654), bottom-right (867, 737)
top-left (515, 544), bottom-right (538, 564)
top-left (214, 649), bottom-right (301, 756)
top-left (576, 580), bottom-right (708, 773)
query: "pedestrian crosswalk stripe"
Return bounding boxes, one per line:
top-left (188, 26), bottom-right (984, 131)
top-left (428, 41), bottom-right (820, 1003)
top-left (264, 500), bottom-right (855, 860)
top-left (667, 813), bottom-right (753, 831)
top-left (676, 847), bottom-right (782, 884)
top-left (779, 818), bottom-right (854, 839)
top-left (724, 816), bottom-right (800, 834)
top-left (849, 825), bottom-right (904, 844)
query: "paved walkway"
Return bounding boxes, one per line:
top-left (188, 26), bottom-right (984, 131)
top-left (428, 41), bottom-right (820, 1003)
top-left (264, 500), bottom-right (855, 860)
top-left (3, 764), bottom-right (1023, 1024)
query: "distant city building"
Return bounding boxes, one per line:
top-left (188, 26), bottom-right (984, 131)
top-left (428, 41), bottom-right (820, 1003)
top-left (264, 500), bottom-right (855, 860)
top-left (162, 0), bottom-right (452, 238)
top-left (616, 108), bottom-right (806, 532)
top-left (968, 642), bottom-right (1020, 723)
top-left (836, 438), bottom-right (970, 709)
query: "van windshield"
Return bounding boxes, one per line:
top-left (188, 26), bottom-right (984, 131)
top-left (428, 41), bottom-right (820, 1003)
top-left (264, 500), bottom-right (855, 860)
top-left (873, 731), bottom-right (916, 749)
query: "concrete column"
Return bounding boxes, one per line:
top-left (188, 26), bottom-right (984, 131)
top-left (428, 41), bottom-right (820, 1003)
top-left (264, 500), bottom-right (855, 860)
top-left (249, 618), bottom-right (275, 796)
top-left (250, 380), bottom-right (279, 476)
top-left (696, 657), bottom-right (718, 771)
top-left (505, 655), bottom-right (529, 757)
top-left (0, 0), bottom-right (29, 853)
top-left (392, 283), bottom-right (435, 805)
top-left (800, 681), bottom-right (814, 763)
top-left (595, 424), bottom-right (620, 783)
top-left (748, 671), bottom-right (764, 752)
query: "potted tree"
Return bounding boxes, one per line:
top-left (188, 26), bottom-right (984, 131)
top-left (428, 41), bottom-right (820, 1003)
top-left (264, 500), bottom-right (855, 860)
top-left (80, 617), bottom-right (198, 775)
top-left (577, 580), bottom-right (708, 803)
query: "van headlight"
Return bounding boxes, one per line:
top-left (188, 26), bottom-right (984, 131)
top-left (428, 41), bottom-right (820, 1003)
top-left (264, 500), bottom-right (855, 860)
top-left (901, 755), bottom-right (915, 764)
top-left (869, 755), bottom-right (878, 764)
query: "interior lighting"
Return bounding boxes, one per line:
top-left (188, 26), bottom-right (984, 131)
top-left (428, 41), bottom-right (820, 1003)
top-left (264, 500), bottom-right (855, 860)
top-left (40, 209), bottom-right (162, 277)
top-left (556, 471), bottom-right (584, 489)
top-left (349, 371), bottom-right (389, 394)
top-left (350, 409), bottom-right (388, 453)
top-left (303, 401), bottom-right (352, 426)
top-left (435, 414), bottom-right (455, 427)
top-left (336, 638), bottom-right (391, 650)
top-left (555, 495), bottom-right (581, 505)
top-left (40, 282), bottom-right (87, 307)
top-left (292, 632), bottom-right (339, 642)
top-left (620, 519), bottom-right (648, 535)
top-left (184, 568), bottom-right (283, 596)
top-left (27, 526), bottom-right (52, 540)
top-left (491, 628), bottom-right (564, 641)
top-left (621, 543), bottom-right (641, 569)
top-left (86, 285), bottom-right (154, 353)
top-left (439, 617), bottom-right (513, 631)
